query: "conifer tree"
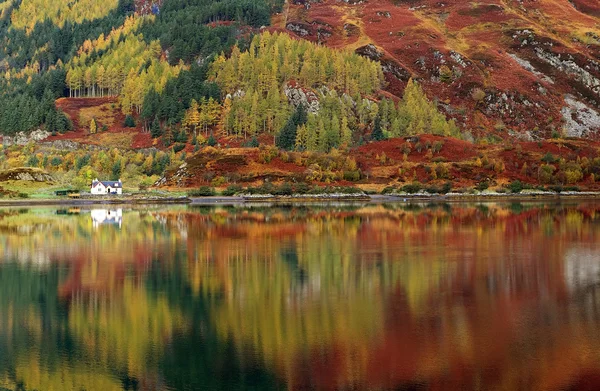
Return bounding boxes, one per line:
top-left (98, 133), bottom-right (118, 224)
top-left (371, 116), bottom-right (385, 141)
top-left (150, 117), bottom-right (162, 138)
top-left (89, 118), bottom-right (97, 134)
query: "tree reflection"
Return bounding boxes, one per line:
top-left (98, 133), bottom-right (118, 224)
top-left (0, 203), bottom-right (599, 390)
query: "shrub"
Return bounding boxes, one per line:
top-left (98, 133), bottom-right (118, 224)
top-left (343, 170), bottom-right (361, 182)
top-left (471, 88), bottom-right (486, 102)
top-left (548, 185), bottom-right (563, 193)
top-left (188, 186), bottom-right (216, 197)
top-left (124, 115), bottom-right (136, 128)
top-left (243, 137), bottom-right (259, 148)
top-left (211, 176), bottom-right (226, 187)
top-left (295, 182), bottom-right (310, 194)
top-left (475, 181), bottom-right (489, 191)
top-left (507, 180), bottom-right (523, 193)
top-left (538, 164), bottom-right (556, 184)
top-left (401, 183), bottom-right (422, 194)
top-left (381, 186), bottom-right (397, 194)
top-left (173, 143), bottom-right (186, 153)
top-left (258, 145), bottom-right (279, 164)
top-left (541, 152), bottom-right (556, 163)
top-left (441, 182), bottom-right (452, 194)
top-left (337, 186), bottom-right (363, 194)
top-left (221, 184), bottom-right (242, 196)
top-left (273, 182), bottom-right (293, 195)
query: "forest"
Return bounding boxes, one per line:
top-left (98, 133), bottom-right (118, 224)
top-left (0, 0), bottom-right (472, 197)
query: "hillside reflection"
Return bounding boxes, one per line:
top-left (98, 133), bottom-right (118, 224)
top-left (0, 203), bottom-right (600, 390)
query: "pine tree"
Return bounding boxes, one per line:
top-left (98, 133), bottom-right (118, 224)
top-left (276, 104), bottom-right (307, 150)
top-left (341, 115), bottom-right (352, 147)
top-left (371, 116), bottom-right (385, 141)
top-left (124, 114), bottom-right (136, 128)
top-left (150, 117), bottom-right (162, 138)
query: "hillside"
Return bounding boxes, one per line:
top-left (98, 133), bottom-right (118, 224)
top-left (0, 0), bottom-right (599, 194)
top-left (279, 0), bottom-right (600, 140)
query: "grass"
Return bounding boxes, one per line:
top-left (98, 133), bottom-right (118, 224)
top-left (79, 103), bottom-right (117, 129)
top-left (0, 180), bottom-right (60, 198)
top-left (91, 132), bottom-right (134, 148)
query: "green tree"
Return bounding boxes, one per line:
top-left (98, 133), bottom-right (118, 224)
top-left (150, 117), bottom-right (162, 138)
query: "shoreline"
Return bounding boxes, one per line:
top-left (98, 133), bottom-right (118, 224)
top-left (0, 192), bottom-right (600, 207)
top-left (0, 192), bottom-right (599, 207)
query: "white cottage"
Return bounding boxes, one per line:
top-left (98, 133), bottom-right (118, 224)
top-left (91, 179), bottom-right (123, 195)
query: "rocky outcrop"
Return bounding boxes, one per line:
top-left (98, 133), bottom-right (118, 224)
top-left (534, 48), bottom-right (600, 99)
top-left (356, 44), bottom-right (383, 60)
top-left (286, 22), bottom-right (311, 37)
top-left (2, 129), bottom-right (50, 146)
top-left (284, 83), bottom-right (321, 113)
top-left (0, 167), bottom-right (54, 183)
top-left (39, 140), bottom-right (82, 151)
top-left (561, 95), bottom-right (600, 138)
top-left (356, 44), bottom-right (411, 82)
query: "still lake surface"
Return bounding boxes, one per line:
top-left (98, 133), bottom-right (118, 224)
top-left (0, 202), bottom-right (600, 390)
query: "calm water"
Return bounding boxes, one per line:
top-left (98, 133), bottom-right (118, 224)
top-left (1, 202), bottom-right (600, 390)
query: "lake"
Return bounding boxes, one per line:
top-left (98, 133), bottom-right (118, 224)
top-left (0, 202), bottom-right (600, 390)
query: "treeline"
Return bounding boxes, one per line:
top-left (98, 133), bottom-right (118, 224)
top-left (210, 32), bottom-right (384, 139)
top-left (0, 0), bottom-right (136, 134)
top-left (139, 0), bottom-right (280, 65)
top-left (10, 0), bottom-right (120, 31)
top-left (66, 19), bottom-right (184, 114)
top-left (0, 0), bottom-right (135, 70)
top-left (0, 70), bottom-right (72, 135)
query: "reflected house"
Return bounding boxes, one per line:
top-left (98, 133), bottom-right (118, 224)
top-left (91, 209), bottom-right (123, 228)
top-left (90, 179), bottom-right (122, 195)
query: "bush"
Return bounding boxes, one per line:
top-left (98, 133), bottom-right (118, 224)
top-left (295, 182), bottom-right (310, 194)
top-left (246, 182), bottom-right (275, 195)
top-left (173, 143), bottom-right (186, 153)
top-left (475, 181), bottom-right (489, 191)
top-left (401, 183), bottom-right (422, 194)
top-left (424, 183), bottom-right (451, 194)
top-left (188, 186), bottom-right (216, 197)
top-left (258, 145), bottom-right (279, 164)
top-left (381, 186), bottom-right (397, 194)
top-left (336, 186), bottom-right (363, 194)
top-left (507, 180), bottom-right (524, 193)
top-left (441, 182), bottom-right (452, 194)
top-left (124, 115), bottom-right (136, 128)
top-left (541, 152), bottom-right (557, 163)
top-left (343, 170), bottom-right (361, 182)
top-left (211, 176), bottom-right (226, 187)
top-left (243, 137), bottom-right (259, 148)
top-left (221, 184), bottom-right (242, 196)
top-left (548, 185), bottom-right (563, 193)
top-left (273, 182), bottom-right (293, 195)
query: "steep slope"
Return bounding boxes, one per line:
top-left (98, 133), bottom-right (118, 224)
top-left (280, 0), bottom-right (600, 140)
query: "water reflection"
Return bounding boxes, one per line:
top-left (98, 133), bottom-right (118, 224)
top-left (0, 203), bottom-right (599, 390)
top-left (90, 209), bottom-right (123, 229)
